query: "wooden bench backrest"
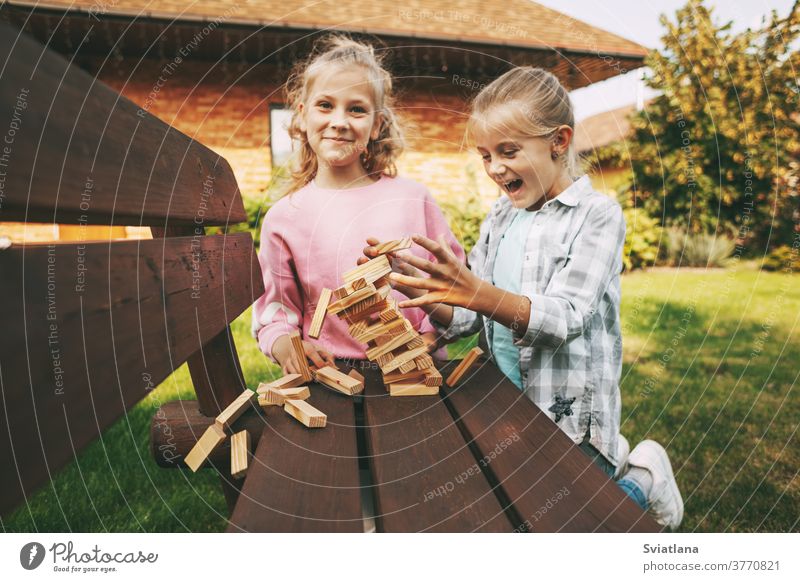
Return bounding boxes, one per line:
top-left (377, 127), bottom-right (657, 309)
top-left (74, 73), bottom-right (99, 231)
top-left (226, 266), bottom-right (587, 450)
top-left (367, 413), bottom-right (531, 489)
top-left (0, 22), bottom-right (264, 517)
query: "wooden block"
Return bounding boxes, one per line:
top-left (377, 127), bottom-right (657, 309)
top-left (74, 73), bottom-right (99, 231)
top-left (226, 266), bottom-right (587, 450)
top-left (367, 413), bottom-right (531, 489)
top-left (373, 237), bottom-right (412, 255)
top-left (405, 336), bottom-right (425, 350)
top-left (343, 254), bottom-right (391, 284)
top-left (414, 354), bottom-right (435, 370)
top-left (314, 365), bottom-right (364, 396)
top-left (347, 368), bottom-right (365, 385)
top-left (398, 359), bottom-right (418, 374)
top-left (308, 288), bottom-right (332, 339)
top-left (230, 430), bottom-right (251, 479)
top-left (389, 382), bottom-right (440, 397)
top-left (258, 388), bottom-right (285, 408)
top-left (289, 331), bottom-right (314, 383)
top-left (215, 389), bottom-right (256, 430)
top-left (351, 277), bottom-right (367, 291)
top-left (379, 304), bottom-right (401, 323)
top-left (382, 368), bottom-right (427, 385)
top-left (380, 344), bottom-right (430, 374)
top-left (284, 399), bottom-right (327, 428)
top-left (446, 347), bottom-right (484, 387)
top-left (184, 423), bottom-right (227, 472)
top-left (327, 283), bottom-right (378, 315)
top-left (357, 318), bottom-right (411, 344)
top-left (366, 329), bottom-right (419, 360)
top-left (256, 373), bottom-right (303, 395)
top-left (376, 352), bottom-right (394, 367)
top-left (333, 277), bottom-right (368, 300)
top-left (341, 298), bottom-right (392, 325)
top-left (280, 386), bottom-right (311, 400)
top-left (348, 320), bottom-right (369, 339)
top-left (424, 368), bottom-right (443, 387)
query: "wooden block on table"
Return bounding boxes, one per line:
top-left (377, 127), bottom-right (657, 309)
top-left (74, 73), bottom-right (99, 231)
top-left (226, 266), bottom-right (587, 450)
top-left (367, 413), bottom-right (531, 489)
top-left (289, 331), bottom-right (314, 383)
top-left (258, 388), bottom-right (286, 407)
top-left (280, 386), bottom-right (311, 400)
top-left (424, 367), bottom-right (443, 387)
top-left (215, 389), bottom-right (257, 430)
top-left (446, 347), bottom-right (484, 387)
top-left (230, 430), bottom-right (251, 479)
top-left (382, 368), bottom-right (426, 385)
top-left (343, 254), bottom-right (391, 284)
top-left (389, 382), bottom-right (440, 397)
top-left (347, 368), bottom-right (365, 385)
top-left (314, 365), bottom-right (364, 396)
top-left (373, 237), bottom-right (412, 255)
top-left (184, 423), bottom-right (227, 472)
top-left (256, 373), bottom-right (304, 395)
top-left (308, 288), bottom-right (332, 339)
top-left (284, 399), bottom-right (327, 428)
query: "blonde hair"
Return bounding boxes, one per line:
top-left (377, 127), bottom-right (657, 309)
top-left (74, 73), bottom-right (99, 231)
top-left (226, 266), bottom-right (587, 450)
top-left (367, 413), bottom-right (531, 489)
top-left (468, 67), bottom-right (580, 179)
top-left (280, 35), bottom-right (404, 196)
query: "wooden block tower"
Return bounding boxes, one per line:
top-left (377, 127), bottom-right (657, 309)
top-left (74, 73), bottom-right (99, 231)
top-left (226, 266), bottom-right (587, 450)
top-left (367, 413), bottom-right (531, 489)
top-left (310, 240), bottom-right (443, 396)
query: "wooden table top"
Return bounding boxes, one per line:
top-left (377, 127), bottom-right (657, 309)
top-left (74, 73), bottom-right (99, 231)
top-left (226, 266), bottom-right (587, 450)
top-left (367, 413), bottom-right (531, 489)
top-left (227, 358), bottom-right (660, 533)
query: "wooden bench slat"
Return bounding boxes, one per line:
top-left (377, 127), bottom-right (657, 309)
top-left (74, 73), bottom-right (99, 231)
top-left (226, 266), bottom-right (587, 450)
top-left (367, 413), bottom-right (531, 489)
top-left (0, 233), bottom-right (260, 516)
top-left (0, 21), bottom-right (245, 226)
top-left (227, 386), bottom-right (362, 532)
top-left (357, 362), bottom-right (514, 532)
top-left (440, 358), bottom-right (661, 532)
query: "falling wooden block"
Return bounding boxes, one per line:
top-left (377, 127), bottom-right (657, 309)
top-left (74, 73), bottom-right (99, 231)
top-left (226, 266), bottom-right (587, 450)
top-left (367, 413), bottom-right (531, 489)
top-left (446, 347), bottom-right (484, 387)
top-left (347, 368), bottom-right (365, 385)
top-left (343, 254), bottom-right (391, 284)
top-left (215, 389), bottom-right (257, 430)
top-left (284, 399), bottom-right (327, 428)
top-left (389, 382), bottom-right (440, 397)
top-left (373, 237), bottom-right (412, 255)
top-left (289, 331), bottom-right (314, 383)
top-left (230, 430), bottom-right (250, 479)
top-left (327, 283), bottom-right (378, 315)
top-left (256, 373), bottom-right (304, 395)
top-left (308, 288), bottom-right (332, 339)
top-left (314, 365), bottom-right (364, 395)
top-left (184, 423), bottom-right (226, 472)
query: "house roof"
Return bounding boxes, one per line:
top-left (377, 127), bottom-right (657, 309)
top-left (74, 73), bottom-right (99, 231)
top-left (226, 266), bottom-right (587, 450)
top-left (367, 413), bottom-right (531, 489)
top-left (573, 103), bottom-right (637, 153)
top-left (8, 0), bottom-right (648, 59)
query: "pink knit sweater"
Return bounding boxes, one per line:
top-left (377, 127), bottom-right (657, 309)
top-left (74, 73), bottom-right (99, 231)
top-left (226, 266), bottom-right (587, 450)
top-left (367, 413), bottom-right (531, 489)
top-left (252, 174), bottom-right (466, 361)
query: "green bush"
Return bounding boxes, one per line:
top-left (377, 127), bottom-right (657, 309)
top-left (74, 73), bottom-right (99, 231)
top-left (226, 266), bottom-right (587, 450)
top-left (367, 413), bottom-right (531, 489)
top-left (662, 227), bottom-right (735, 268)
top-left (762, 245), bottom-right (800, 273)
top-left (623, 205), bottom-right (661, 271)
top-left (439, 165), bottom-right (488, 255)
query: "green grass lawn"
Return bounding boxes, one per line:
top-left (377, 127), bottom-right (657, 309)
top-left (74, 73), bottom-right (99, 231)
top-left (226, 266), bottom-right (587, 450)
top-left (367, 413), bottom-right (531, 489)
top-left (3, 269), bottom-right (797, 532)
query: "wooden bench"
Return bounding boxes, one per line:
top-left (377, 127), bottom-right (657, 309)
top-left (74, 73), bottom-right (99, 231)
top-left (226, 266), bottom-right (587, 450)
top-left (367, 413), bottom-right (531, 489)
top-left (0, 21), bottom-right (263, 517)
top-left (154, 359), bottom-right (660, 532)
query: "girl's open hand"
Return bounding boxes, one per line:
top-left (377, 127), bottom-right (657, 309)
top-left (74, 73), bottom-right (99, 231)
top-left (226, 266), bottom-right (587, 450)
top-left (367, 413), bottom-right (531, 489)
top-left (389, 234), bottom-right (483, 309)
top-left (273, 334), bottom-right (336, 375)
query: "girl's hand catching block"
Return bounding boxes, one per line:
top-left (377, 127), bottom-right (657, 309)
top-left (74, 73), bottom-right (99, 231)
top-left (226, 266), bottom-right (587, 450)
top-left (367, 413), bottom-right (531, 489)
top-left (389, 234), bottom-right (484, 310)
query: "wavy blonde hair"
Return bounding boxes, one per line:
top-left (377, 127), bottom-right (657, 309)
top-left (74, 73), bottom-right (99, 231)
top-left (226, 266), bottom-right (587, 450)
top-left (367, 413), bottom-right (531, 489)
top-left (468, 66), bottom-right (580, 179)
top-left (279, 35), bottom-right (405, 196)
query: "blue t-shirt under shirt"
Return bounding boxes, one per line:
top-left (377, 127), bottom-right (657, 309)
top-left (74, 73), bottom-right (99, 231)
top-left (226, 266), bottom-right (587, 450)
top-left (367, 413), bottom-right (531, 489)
top-left (491, 208), bottom-right (536, 389)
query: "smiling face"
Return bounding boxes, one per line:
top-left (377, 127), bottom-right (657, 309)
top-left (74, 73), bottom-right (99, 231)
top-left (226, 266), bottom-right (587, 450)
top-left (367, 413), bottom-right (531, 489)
top-left (473, 106), bottom-right (573, 211)
top-left (299, 65), bottom-right (382, 174)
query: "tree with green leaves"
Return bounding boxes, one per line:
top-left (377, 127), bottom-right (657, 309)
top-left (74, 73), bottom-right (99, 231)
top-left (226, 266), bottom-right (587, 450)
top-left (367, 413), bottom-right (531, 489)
top-left (629, 0), bottom-right (799, 252)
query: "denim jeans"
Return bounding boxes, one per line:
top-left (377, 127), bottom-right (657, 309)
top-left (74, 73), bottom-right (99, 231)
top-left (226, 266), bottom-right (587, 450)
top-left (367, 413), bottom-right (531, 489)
top-left (578, 439), bottom-right (648, 511)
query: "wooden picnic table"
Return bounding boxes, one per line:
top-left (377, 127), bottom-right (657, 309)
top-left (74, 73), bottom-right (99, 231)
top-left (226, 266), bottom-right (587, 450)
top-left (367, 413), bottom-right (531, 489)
top-left (219, 357), bottom-right (660, 533)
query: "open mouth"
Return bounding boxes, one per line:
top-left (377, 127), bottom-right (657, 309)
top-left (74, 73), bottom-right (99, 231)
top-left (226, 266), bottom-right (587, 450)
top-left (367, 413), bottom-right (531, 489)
top-left (503, 179), bottom-right (523, 194)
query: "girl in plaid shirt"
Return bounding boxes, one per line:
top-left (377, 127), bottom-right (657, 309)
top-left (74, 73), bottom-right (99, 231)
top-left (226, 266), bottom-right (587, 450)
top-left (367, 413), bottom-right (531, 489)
top-left (367, 66), bottom-right (683, 530)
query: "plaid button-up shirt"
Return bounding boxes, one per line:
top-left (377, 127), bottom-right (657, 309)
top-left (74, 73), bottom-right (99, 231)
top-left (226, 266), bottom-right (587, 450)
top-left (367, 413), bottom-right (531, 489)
top-left (436, 176), bottom-right (626, 467)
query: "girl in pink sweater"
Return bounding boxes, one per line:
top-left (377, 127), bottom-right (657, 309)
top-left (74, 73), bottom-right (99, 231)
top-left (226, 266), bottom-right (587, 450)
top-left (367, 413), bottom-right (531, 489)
top-left (252, 35), bottom-right (464, 374)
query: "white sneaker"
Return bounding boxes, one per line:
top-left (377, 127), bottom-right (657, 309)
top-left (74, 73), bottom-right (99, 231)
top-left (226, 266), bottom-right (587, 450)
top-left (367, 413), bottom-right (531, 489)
top-left (627, 440), bottom-right (684, 530)
top-left (614, 434), bottom-right (630, 479)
